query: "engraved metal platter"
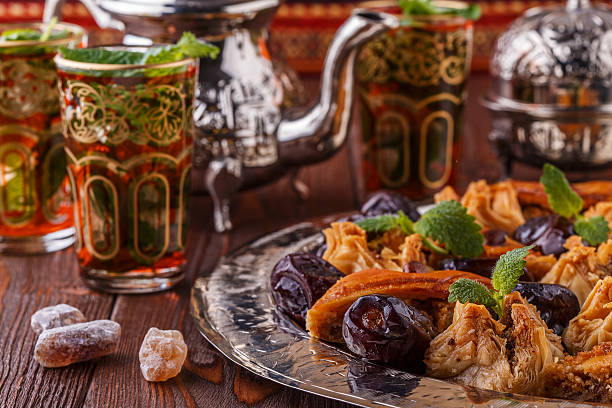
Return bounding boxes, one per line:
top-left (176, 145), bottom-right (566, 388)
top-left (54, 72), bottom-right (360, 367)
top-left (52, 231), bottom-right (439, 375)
top-left (191, 221), bottom-right (604, 408)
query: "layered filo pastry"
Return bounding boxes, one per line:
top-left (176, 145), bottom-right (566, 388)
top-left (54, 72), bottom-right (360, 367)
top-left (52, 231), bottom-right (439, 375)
top-left (269, 166), bottom-right (612, 403)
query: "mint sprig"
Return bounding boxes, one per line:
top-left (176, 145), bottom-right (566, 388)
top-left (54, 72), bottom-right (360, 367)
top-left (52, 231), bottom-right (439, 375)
top-left (448, 245), bottom-right (534, 318)
top-left (448, 279), bottom-right (497, 310)
top-left (540, 163), bottom-right (610, 246)
top-left (398, 0), bottom-right (481, 20)
top-left (59, 31), bottom-right (219, 66)
top-left (355, 213), bottom-right (406, 235)
top-left (540, 163), bottom-right (583, 219)
top-left (355, 201), bottom-right (484, 258)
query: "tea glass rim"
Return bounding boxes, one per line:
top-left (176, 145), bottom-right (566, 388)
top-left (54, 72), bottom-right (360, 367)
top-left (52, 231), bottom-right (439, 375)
top-left (0, 22), bottom-right (84, 49)
top-left (54, 45), bottom-right (197, 72)
top-left (358, 0), bottom-right (473, 22)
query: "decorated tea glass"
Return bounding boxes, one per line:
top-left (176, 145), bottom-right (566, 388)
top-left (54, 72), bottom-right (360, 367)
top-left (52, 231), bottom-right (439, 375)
top-left (357, 1), bottom-right (475, 199)
top-left (0, 22), bottom-right (83, 254)
top-left (55, 50), bottom-right (197, 293)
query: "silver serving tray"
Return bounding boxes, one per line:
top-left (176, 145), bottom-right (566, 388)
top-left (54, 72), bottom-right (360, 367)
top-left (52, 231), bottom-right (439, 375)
top-left (191, 222), bottom-right (605, 408)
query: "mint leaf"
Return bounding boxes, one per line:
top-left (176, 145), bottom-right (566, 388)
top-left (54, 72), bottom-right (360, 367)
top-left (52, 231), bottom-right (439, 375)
top-left (491, 245), bottom-right (534, 296)
top-left (396, 211), bottom-right (415, 235)
top-left (355, 214), bottom-right (400, 234)
top-left (60, 32), bottom-right (218, 67)
top-left (448, 279), bottom-right (496, 308)
top-left (414, 200), bottom-right (484, 258)
top-left (443, 4), bottom-right (481, 20)
top-left (142, 32), bottom-right (219, 64)
top-left (575, 216), bottom-right (610, 246)
top-left (398, 0), bottom-right (438, 14)
top-left (398, 0), bottom-right (481, 19)
top-left (58, 47), bottom-right (144, 65)
top-left (0, 28), bottom-right (41, 41)
top-left (540, 163), bottom-right (583, 219)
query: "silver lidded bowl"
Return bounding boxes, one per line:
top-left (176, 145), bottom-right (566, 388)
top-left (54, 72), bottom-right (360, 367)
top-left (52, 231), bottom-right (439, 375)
top-left (483, 0), bottom-right (612, 173)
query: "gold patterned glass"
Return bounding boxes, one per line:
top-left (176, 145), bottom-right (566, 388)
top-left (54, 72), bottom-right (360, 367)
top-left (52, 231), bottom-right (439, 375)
top-left (357, 1), bottom-right (474, 199)
top-left (55, 50), bottom-right (198, 293)
top-left (0, 22), bottom-right (84, 254)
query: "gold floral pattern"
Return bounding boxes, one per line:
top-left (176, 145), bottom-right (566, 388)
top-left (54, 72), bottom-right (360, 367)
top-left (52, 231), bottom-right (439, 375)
top-left (357, 28), bottom-right (470, 87)
top-left (62, 79), bottom-right (192, 146)
top-left (0, 57), bottom-right (58, 118)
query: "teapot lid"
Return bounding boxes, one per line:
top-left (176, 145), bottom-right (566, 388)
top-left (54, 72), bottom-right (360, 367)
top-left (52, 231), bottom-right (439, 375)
top-left (98, 0), bottom-right (279, 17)
top-left (487, 0), bottom-right (612, 113)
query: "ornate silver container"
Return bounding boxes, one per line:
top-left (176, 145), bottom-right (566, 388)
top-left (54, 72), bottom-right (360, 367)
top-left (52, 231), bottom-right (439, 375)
top-left (483, 0), bottom-right (612, 174)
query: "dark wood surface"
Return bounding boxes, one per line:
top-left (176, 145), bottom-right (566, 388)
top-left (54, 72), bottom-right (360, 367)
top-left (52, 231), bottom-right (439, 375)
top-left (0, 74), bottom-right (502, 408)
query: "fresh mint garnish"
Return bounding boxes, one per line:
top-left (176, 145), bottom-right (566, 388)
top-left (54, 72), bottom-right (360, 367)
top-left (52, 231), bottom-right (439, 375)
top-left (540, 163), bottom-right (610, 246)
top-left (59, 31), bottom-right (218, 65)
top-left (575, 216), bottom-right (610, 246)
top-left (448, 279), bottom-right (497, 310)
top-left (58, 47), bottom-right (144, 65)
top-left (398, 0), bottom-right (481, 19)
top-left (448, 245), bottom-right (534, 318)
top-left (414, 200), bottom-right (484, 258)
top-left (540, 163), bottom-right (583, 219)
top-left (0, 17), bottom-right (62, 42)
top-left (355, 213), bottom-right (407, 235)
top-left (355, 201), bottom-right (484, 258)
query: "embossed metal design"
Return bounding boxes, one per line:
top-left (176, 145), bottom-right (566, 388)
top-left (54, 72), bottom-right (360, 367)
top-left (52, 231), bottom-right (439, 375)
top-left (63, 80), bottom-right (190, 146)
top-left (485, 0), bottom-right (612, 172)
top-left (192, 222), bottom-right (581, 408)
top-left (0, 58), bottom-right (59, 119)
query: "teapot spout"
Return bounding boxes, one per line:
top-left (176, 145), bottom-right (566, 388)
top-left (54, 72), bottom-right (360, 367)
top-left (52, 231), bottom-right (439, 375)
top-left (277, 9), bottom-right (398, 166)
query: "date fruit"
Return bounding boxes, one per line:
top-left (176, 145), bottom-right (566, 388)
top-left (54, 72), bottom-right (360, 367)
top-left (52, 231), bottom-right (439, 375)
top-left (360, 191), bottom-right (420, 221)
top-left (515, 282), bottom-right (580, 335)
top-left (342, 294), bottom-right (435, 371)
top-left (513, 215), bottom-right (573, 256)
top-left (483, 229), bottom-right (507, 246)
top-left (271, 253), bottom-right (344, 326)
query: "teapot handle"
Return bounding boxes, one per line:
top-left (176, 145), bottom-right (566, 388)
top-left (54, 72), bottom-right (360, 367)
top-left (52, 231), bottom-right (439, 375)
top-left (43, 0), bottom-right (125, 31)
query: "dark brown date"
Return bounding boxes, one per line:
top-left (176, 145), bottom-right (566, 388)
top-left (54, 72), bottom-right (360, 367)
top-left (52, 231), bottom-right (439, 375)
top-left (513, 215), bottom-right (574, 256)
top-left (360, 191), bottom-right (420, 221)
top-left (270, 253), bottom-right (343, 326)
top-left (342, 294), bottom-right (435, 371)
top-left (515, 282), bottom-right (580, 335)
top-left (483, 229), bottom-right (507, 246)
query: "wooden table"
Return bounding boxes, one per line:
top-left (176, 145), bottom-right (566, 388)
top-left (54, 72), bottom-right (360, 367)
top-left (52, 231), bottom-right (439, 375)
top-left (0, 74), bottom-right (502, 408)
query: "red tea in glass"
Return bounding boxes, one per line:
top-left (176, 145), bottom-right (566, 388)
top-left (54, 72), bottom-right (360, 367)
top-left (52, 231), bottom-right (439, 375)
top-left (357, 1), bottom-right (474, 198)
top-left (55, 51), bottom-right (197, 293)
top-left (0, 22), bottom-right (83, 254)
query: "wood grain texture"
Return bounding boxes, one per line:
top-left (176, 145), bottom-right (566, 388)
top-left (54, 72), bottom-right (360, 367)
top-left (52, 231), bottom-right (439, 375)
top-left (0, 73), bottom-right (507, 408)
top-left (0, 248), bottom-right (114, 408)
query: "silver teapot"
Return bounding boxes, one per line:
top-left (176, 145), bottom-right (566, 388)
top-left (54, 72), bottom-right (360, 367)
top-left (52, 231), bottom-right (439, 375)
top-left (44, 0), bottom-right (399, 231)
top-left (483, 0), bottom-right (612, 176)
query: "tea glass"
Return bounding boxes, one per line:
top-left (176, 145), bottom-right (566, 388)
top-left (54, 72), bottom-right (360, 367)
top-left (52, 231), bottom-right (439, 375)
top-left (357, 1), bottom-right (474, 198)
top-left (0, 22), bottom-right (83, 254)
top-left (55, 49), bottom-right (197, 293)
